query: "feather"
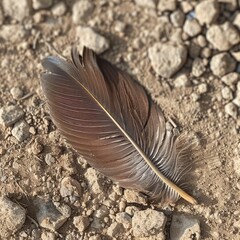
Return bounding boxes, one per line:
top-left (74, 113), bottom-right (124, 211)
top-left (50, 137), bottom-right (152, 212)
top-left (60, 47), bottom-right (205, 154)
top-left (41, 46), bottom-right (197, 204)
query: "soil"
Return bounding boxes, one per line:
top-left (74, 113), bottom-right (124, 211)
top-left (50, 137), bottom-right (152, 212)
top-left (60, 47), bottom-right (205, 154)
top-left (0, 1), bottom-right (240, 240)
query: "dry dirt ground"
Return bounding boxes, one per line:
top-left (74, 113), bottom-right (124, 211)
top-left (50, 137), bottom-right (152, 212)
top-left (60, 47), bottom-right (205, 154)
top-left (0, 0), bottom-right (240, 240)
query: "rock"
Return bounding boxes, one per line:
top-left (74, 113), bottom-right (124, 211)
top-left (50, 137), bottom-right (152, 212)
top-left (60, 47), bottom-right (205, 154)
top-left (233, 95), bottom-right (240, 107)
top-left (221, 73), bottom-right (239, 90)
top-left (206, 22), bottom-right (240, 51)
top-left (197, 35), bottom-right (207, 47)
top-left (183, 19), bottom-right (202, 37)
top-left (0, 25), bottom-right (27, 43)
top-left (134, 0), bottom-right (156, 8)
top-left (45, 153), bottom-right (56, 165)
top-left (10, 87), bottom-right (23, 100)
top-left (158, 0), bottom-right (176, 12)
top-left (210, 53), bottom-right (236, 77)
top-left (198, 83), bottom-right (208, 94)
top-left (124, 189), bottom-right (147, 204)
top-left (201, 47), bottom-right (212, 58)
top-left (233, 13), bottom-right (240, 30)
top-left (189, 42), bottom-right (201, 58)
top-left (0, 196), bottom-right (26, 238)
top-left (192, 58), bottom-right (206, 77)
top-left (233, 157), bottom-right (240, 176)
top-left (34, 198), bottom-right (71, 231)
top-left (148, 42), bottom-right (187, 78)
top-left (114, 21), bottom-right (126, 33)
top-left (132, 209), bottom-right (166, 238)
top-left (195, 0), bottom-right (219, 25)
top-left (107, 222), bottom-right (124, 237)
top-left (60, 176), bottom-right (82, 198)
top-left (72, 0), bottom-right (94, 24)
top-left (31, 140), bottom-right (43, 154)
top-left (41, 231), bottom-right (56, 240)
top-left (174, 73), bottom-right (191, 87)
top-left (170, 10), bottom-right (185, 27)
top-left (75, 26), bottom-right (109, 54)
top-left (84, 168), bottom-right (104, 194)
top-left (11, 120), bottom-right (30, 142)
top-left (181, 1), bottom-right (193, 13)
top-left (32, 0), bottom-right (53, 10)
top-left (225, 102), bottom-right (237, 119)
top-left (2, 0), bottom-right (31, 22)
top-left (0, 105), bottom-right (24, 127)
top-left (73, 216), bottom-right (90, 232)
top-left (116, 212), bottom-right (132, 229)
top-left (94, 205), bottom-right (109, 218)
top-left (221, 87), bottom-right (233, 100)
top-left (170, 215), bottom-right (200, 240)
top-left (51, 2), bottom-right (67, 16)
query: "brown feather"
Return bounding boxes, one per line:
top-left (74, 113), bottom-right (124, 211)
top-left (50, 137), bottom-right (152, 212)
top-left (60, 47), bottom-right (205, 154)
top-left (41, 47), bottom-right (197, 204)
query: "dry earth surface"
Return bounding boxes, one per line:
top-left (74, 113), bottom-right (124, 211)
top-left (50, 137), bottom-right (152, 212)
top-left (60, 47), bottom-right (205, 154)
top-left (0, 0), bottom-right (240, 239)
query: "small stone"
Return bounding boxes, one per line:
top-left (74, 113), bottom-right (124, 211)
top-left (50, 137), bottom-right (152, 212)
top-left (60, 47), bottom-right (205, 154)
top-left (94, 205), bottom-right (109, 218)
top-left (233, 95), bottom-right (240, 107)
top-left (124, 189), bottom-right (147, 204)
top-left (221, 87), bottom-right (233, 100)
top-left (89, 236), bottom-right (101, 240)
top-left (0, 196), bottom-right (26, 238)
top-left (197, 35), bottom-right (207, 47)
top-left (134, 0), bottom-right (156, 9)
top-left (210, 53), bottom-right (236, 77)
top-left (45, 153), bottom-right (56, 165)
top-left (148, 42), bottom-right (187, 78)
top-left (158, 0), bottom-right (176, 12)
top-left (73, 216), bottom-right (90, 232)
top-left (41, 231), bottom-right (56, 240)
top-left (2, 0), bottom-right (31, 22)
top-left (116, 212), bottom-right (132, 229)
top-left (10, 87), bottom-right (23, 99)
top-left (34, 198), bottom-right (71, 231)
top-left (192, 58), bottom-right (206, 77)
top-left (195, 0), bottom-right (219, 25)
top-left (201, 47), bottom-right (212, 58)
top-left (170, 10), bottom-right (185, 27)
top-left (174, 73), bottom-right (191, 87)
top-left (72, 0), bottom-right (94, 24)
top-left (51, 2), bottom-right (67, 16)
top-left (233, 157), bottom-right (240, 176)
top-left (75, 26), bottom-right (109, 54)
top-left (198, 83), bottom-right (208, 94)
top-left (0, 105), bottom-right (24, 127)
top-left (11, 120), bottom-right (30, 142)
top-left (31, 140), bottom-right (43, 155)
top-left (132, 209), bottom-right (166, 238)
top-left (233, 12), bottom-right (240, 30)
top-left (32, 0), bottom-right (53, 10)
top-left (0, 25), bottom-right (27, 43)
top-left (84, 168), bottom-right (104, 194)
top-left (107, 222), bottom-right (124, 237)
top-left (181, 1), bottom-right (193, 13)
top-left (170, 215), bottom-right (200, 240)
top-left (60, 176), bottom-right (82, 198)
top-left (207, 22), bottom-right (240, 51)
top-left (225, 102), bottom-right (237, 119)
top-left (114, 21), bottom-right (126, 33)
top-left (183, 19), bottom-right (202, 37)
top-left (221, 73), bottom-right (239, 89)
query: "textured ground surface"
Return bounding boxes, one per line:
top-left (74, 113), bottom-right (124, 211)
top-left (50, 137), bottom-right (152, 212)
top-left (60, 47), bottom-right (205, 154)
top-left (0, 0), bottom-right (240, 239)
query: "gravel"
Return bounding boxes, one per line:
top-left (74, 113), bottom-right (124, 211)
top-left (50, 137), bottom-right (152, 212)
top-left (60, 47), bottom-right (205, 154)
top-left (192, 58), bottom-right (206, 77)
top-left (0, 105), bottom-right (24, 127)
top-left (132, 209), bottom-right (166, 238)
top-left (51, 2), bottom-right (67, 17)
top-left (73, 216), bottom-right (90, 232)
top-left (148, 42), bottom-right (187, 78)
top-left (195, 0), bottom-right (219, 25)
top-left (75, 26), bottom-right (109, 54)
top-left (107, 222), bottom-right (124, 237)
top-left (221, 72), bottom-right (239, 90)
top-left (2, 0), bottom-right (31, 22)
top-left (72, 0), bottom-right (94, 24)
top-left (170, 214), bottom-right (200, 240)
top-left (206, 22), bottom-right (240, 51)
top-left (33, 198), bottom-right (71, 231)
top-left (0, 24), bottom-right (27, 43)
top-left (59, 176), bottom-right (82, 199)
top-left (11, 120), bottom-right (30, 142)
top-left (183, 19), bottom-right (202, 37)
top-left (210, 52), bottom-right (236, 77)
top-left (10, 87), bottom-right (24, 99)
top-left (158, 0), bottom-right (177, 12)
top-left (134, 0), bottom-right (156, 9)
top-left (174, 73), bottom-right (191, 87)
top-left (170, 10), bottom-right (185, 27)
top-left (221, 87), bottom-right (233, 100)
top-left (0, 196), bottom-right (26, 238)
top-left (32, 0), bottom-right (53, 10)
top-left (225, 102), bottom-right (238, 119)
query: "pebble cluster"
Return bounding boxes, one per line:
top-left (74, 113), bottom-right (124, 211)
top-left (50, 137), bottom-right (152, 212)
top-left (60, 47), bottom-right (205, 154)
top-left (0, 0), bottom-right (239, 239)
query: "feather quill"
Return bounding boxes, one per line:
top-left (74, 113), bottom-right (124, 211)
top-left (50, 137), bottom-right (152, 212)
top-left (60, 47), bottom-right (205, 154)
top-left (41, 47), bottom-right (197, 204)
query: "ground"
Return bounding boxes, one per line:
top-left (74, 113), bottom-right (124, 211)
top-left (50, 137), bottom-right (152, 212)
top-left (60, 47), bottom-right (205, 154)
top-left (0, 0), bottom-right (240, 240)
